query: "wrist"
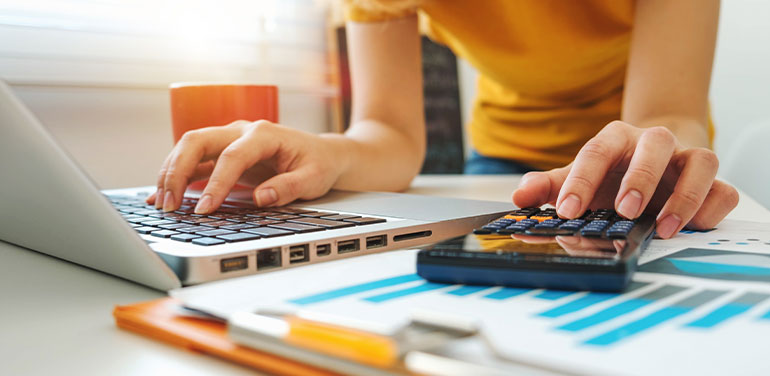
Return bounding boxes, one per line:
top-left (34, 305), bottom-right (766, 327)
top-left (318, 133), bottom-right (356, 183)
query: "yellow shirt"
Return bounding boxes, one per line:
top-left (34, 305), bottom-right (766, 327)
top-left (347, 0), bottom-right (637, 170)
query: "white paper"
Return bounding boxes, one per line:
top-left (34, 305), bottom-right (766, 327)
top-left (172, 219), bottom-right (770, 376)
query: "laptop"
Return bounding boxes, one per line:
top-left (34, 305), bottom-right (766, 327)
top-left (0, 80), bottom-right (512, 291)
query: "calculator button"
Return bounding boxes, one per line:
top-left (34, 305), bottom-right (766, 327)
top-left (150, 230), bottom-right (180, 238)
top-left (525, 228), bottom-right (576, 236)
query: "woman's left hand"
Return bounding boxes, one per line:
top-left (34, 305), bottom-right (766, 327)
top-left (512, 121), bottom-right (739, 239)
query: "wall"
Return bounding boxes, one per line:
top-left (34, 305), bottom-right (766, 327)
top-left (1, 0), bottom-right (334, 189)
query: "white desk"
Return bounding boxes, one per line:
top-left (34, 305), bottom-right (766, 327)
top-left (2, 175), bottom-right (769, 375)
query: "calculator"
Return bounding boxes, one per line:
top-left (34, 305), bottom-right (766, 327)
top-left (416, 208), bottom-right (656, 292)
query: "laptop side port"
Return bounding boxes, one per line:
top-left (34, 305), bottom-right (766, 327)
top-left (257, 248), bottom-right (281, 270)
top-left (366, 235), bottom-right (387, 249)
top-left (394, 230), bottom-right (432, 242)
top-left (220, 255), bottom-right (248, 273)
top-left (289, 244), bottom-right (309, 264)
top-left (316, 243), bottom-right (331, 256)
top-left (337, 239), bottom-right (360, 254)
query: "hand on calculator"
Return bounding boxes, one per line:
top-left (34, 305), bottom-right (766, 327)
top-left (512, 121), bottom-right (739, 239)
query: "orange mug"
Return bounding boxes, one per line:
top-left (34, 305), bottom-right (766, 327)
top-left (169, 83), bottom-right (278, 190)
top-left (169, 82), bottom-right (279, 142)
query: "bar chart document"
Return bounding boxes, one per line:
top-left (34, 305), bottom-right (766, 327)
top-left (174, 219), bottom-right (770, 376)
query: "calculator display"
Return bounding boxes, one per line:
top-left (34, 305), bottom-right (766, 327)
top-left (434, 233), bottom-right (628, 260)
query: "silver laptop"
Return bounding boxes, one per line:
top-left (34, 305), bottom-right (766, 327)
top-left (0, 80), bottom-right (512, 291)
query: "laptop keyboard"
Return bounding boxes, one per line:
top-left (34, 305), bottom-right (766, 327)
top-left (107, 195), bottom-right (386, 246)
top-left (473, 207), bottom-right (638, 239)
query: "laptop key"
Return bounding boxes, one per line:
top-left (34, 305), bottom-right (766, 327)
top-left (246, 219), bottom-right (282, 226)
top-left (342, 217), bottom-right (386, 225)
top-left (201, 220), bottom-right (240, 228)
top-left (169, 233), bottom-right (201, 242)
top-left (321, 214), bottom-right (362, 221)
top-left (216, 232), bottom-right (261, 243)
top-left (243, 227), bottom-right (295, 238)
top-left (158, 223), bottom-right (191, 230)
top-left (192, 237), bottom-right (226, 246)
top-left (287, 217), bottom-right (355, 229)
top-left (142, 219), bottom-right (177, 226)
top-left (298, 211), bottom-right (338, 218)
top-left (151, 230), bottom-right (180, 238)
top-left (265, 214), bottom-right (301, 220)
top-left (219, 223), bottom-right (258, 231)
top-left (134, 226), bottom-right (158, 234)
top-left (180, 217), bottom-right (217, 225)
top-left (196, 229), bottom-right (237, 237)
top-left (175, 225), bottom-right (211, 233)
top-left (127, 216), bottom-right (152, 224)
top-left (268, 222), bottom-right (325, 233)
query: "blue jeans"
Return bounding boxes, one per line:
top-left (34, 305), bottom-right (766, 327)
top-left (464, 150), bottom-right (539, 175)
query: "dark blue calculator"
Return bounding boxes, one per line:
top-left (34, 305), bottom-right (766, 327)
top-left (416, 207), bottom-right (656, 292)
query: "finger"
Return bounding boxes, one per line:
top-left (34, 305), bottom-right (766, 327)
top-left (195, 128), bottom-right (282, 214)
top-left (151, 153), bottom-right (174, 208)
top-left (188, 161), bottom-right (216, 183)
top-left (655, 148), bottom-right (720, 238)
top-left (511, 166), bottom-right (570, 208)
top-left (554, 236), bottom-right (615, 257)
top-left (253, 167), bottom-right (330, 208)
top-left (162, 126), bottom-right (242, 212)
top-left (556, 122), bottom-right (632, 219)
top-left (614, 127), bottom-right (677, 219)
top-left (686, 180), bottom-right (739, 230)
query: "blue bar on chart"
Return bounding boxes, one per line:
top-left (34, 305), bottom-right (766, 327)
top-left (534, 290), bottom-right (576, 301)
top-left (483, 287), bottom-right (532, 300)
top-left (685, 292), bottom-right (770, 329)
top-left (445, 285), bottom-right (494, 296)
top-left (583, 289), bottom-right (727, 346)
top-left (363, 282), bottom-right (450, 303)
top-left (288, 274), bottom-right (422, 305)
top-left (558, 284), bottom-right (687, 332)
top-left (537, 283), bottom-right (648, 319)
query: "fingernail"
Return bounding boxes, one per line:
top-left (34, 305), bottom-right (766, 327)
top-left (255, 188), bottom-right (278, 207)
top-left (155, 188), bottom-right (164, 209)
top-left (162, 190), bottom-right (175, 212)
top-left (557, 194), bottom-right (581, 218)
top-left (195, 194), bottom-right (212, 214)
top-left (618, 189), bottom-right (643, 219)
top-left (656, 214), bottom-right (682, 239)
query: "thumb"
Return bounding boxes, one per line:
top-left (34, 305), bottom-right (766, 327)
top-left (511, 165), bottom-right (571, 208)
top-left (252, 168), bottom-right (327, 208)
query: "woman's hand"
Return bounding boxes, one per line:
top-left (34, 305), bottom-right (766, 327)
top-left (146, 120), bottom-right (349, 214)
top-left (512, 121), bottom-right (739, 239)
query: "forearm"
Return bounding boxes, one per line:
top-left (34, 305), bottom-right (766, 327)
top-left (321, 119), bottom-right (425, 192)
top-left (623, 114), bottom-right (710, 149)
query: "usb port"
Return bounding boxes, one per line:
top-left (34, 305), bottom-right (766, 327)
top-left (366, 235), bottom-right (387, 249)
top-left (257, 248), bottom-right (281, 270)
top-left (220, 255), bottom-right (248, 273)
top-left (289, 244), bottom-right (309, 264)
top-left (316, 243), bottom-right (331, 256)
top-left (337, 239), bottom-right (360, 254)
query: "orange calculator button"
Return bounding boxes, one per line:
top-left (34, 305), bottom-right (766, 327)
top-left (504, 215), bottom-right (528, 221)
top-left (530, 216), bottom-right (554, 222)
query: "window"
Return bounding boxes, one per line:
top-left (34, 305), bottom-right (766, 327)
top-left (0, 0), bottom-right (335, 95)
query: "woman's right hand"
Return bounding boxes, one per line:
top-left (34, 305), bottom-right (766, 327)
top-left (146, 120), bottom-right (350, 214)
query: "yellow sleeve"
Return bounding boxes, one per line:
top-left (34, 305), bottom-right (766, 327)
top-left (344, 0), bottom-right (418, 22)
